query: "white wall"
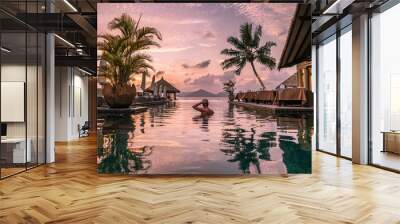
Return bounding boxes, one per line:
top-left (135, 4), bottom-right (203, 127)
top-left (55, 66), bottom-right (70, 141)
top-left (1, 65), bottom-right (38, 138)
top-left (55, 67), bottom-right (89, 141)
top-left (1, 63), bottom-right (46, 164)
top-left (71, 72), bottom-right (89, 138)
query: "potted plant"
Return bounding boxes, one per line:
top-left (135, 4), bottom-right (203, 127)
top-left (98, 14), bottom-right (162, 108)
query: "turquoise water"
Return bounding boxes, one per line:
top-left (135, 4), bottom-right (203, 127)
top-left (97, 97), bottom-right (312, 175)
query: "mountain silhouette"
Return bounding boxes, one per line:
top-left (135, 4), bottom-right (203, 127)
top-left (179, 89), bottom-right (228, 97)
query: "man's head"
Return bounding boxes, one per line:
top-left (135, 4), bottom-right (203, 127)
top-left (201, 99), bottom-right (209, 107)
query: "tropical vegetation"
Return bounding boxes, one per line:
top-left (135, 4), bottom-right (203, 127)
top-left (98, 14), bottom-right (162, 107)
top-left (220, 23), bottom-right (276, 90)
top-left (97, 116), bottom-right (153, 174)
top-left (223, 80), bottom-right (236, 102)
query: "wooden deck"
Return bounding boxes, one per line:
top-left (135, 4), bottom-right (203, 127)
top-left (132, 99), bottom-right (168, 107)
top-left (97, 106), bottom-right (148, 116)
top-left (232, 101), bottom-right (313, 113)
top-left (0, 136), bottom-right (400, 223)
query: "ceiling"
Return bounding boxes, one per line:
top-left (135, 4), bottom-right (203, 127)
top-left (0, 0), bottom-right (99, 74)
top-left (3, 0), bottom-right (317, 74)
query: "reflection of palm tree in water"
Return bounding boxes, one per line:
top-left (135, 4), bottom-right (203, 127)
top-left (98, 103), bottom-right (179, 174)
top-left (221, 127), bottom-right (277, 174)
top-left (221, 128), bottom-right (258, 174)
top-left (278, 125), bottom-right (312, 173)
top-left (272, 114), bottom-right (312, 173)
top-left (220, 104), bottom-right (279, 174)
top-left (97, 116), bottom-right (153, 174)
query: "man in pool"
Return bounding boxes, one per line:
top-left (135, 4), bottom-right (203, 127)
top-left (192, 99), bottom-right (214, 116)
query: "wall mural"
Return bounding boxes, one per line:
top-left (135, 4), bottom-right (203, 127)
top-left (97, 3), bottom-right (313, 175)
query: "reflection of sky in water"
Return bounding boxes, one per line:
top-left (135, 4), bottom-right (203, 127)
top-left (98, 97), bottom-right (312, 175)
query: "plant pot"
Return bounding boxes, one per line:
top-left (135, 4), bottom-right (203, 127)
top-left (102, 83), bottom-right (136, 108)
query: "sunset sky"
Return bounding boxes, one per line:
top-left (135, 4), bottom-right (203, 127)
top-left (98, 3), bottom-right (296, 93)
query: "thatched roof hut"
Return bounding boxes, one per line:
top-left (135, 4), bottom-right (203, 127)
top-left (145, 77), bottom-right (180, 93)
top-left (144, 77), bottom-right (180, 100)
top-left (275, 73), bottom-right (298, 89)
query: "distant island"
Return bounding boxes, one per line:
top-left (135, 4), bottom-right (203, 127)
top-left (178, 89), bottom-right (228, 97)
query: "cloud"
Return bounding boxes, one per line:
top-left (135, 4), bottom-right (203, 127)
top-left (198, 43), bottom-right (216, 48)
top-left (236, 79), bottom-right (259, 92)
top-left (218, 71), bottom-right (236, 83)
top-left (189, 74), bottom-right (217, 87)
top-left (186, 71), bottom-right (236, 93)
top-left (236, 78), bottom-right (274, 92)
top-left (182, 60), bottom-right (211, 69)
top-left (222, 4), bottom-right (296, 40)
top-left (148, 46), bottom-right (193, 53)
top-left (184, 78), bottom-right (192, 84)
top-left (203, 31), bottom-right (216, 39)
top-left (235, 69), bottom-right (293, 91)
top-left (265, 69), bottom-right (293, 84)
top-left (176, 19), bottom-right (207, 25)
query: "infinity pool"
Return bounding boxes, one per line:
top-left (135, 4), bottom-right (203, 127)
top-left (97, 97), bottom-right (312, 175)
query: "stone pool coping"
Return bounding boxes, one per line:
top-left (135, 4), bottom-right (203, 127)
top-left (231, 101), bottom-right (313, 113)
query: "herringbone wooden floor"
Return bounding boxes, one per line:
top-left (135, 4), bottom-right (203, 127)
top-left (1, 136), bottom-right (400, 224)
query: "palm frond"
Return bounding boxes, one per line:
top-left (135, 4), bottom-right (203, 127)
top-left (252, 25), bottom-right (262, 48)
top-left (220, 48), bottom-right (242, 57)
top-left (240, 23), bottom-right (253, 47)
top-left (227, 36), bottom-right (246, 51)
top-left (256, 54), bottom-right (276, 70)
top-left (257, 41), bottom-right (276, 55)
top-left (136, 27), bottom-right (162, 41)
top-left (233, 58), bottom-right (246, 75)
top-left (109, 13), bottom-right (135, 38)
top-left (220, 56), bottom-right (242, 70)
top-left (99, 14), bottom-right (162, 88)
top-left (256, 41), bottom-right (276, 70)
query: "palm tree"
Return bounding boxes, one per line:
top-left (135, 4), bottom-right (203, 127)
top-left (223, 80), bottom-right (235, 102)
top-left (220, 23), bottom-right (276, 90)
top-left (140, 68), bottom-right (151, 92)
top-left (98, 14), bottom-right (162, 107)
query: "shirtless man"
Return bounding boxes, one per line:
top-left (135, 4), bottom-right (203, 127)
top-left (192, 99), bottom-right (214, 116)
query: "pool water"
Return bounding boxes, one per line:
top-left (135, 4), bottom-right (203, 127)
top-left (97, 97), bottom-right (313, 175)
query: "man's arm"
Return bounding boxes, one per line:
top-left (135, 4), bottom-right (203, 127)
top-left (192, 102), bottom-right (205, 112)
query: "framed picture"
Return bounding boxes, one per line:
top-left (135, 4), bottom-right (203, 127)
top-left (97, 3), bottom-right (312, 175)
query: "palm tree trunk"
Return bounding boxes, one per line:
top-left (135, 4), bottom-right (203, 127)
top-left (250, 61), bottom-right (266, 90)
